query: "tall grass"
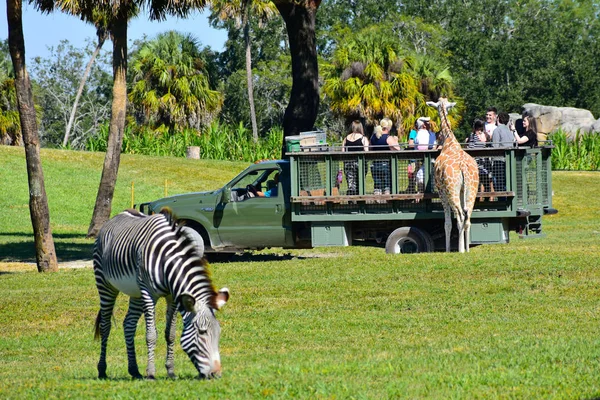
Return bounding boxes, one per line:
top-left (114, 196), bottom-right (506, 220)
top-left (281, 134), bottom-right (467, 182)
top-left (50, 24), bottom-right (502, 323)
top-left (86, 121), bottom-right (283, 162)
top-left (549, 130), bottom-right (600, 170)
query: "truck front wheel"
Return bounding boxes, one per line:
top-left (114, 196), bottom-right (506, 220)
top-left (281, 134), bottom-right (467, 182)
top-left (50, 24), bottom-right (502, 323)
top-left (180, 226), bottom-right (205, 258)
top-left (385, 227), bottom-right (434, 254)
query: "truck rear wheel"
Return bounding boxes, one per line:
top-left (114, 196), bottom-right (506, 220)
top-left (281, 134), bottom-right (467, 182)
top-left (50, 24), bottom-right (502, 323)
top-left (180, 226), bottom-right (205, 258)
top-left (385, 227), bottom-right (434, 254)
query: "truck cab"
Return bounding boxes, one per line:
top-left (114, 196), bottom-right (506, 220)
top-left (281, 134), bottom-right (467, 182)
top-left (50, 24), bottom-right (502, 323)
top-left (140, 160), bottom-right (293, 253)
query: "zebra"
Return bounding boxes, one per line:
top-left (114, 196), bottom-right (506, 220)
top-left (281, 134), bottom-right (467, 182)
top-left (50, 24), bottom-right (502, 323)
top-left (93, 208), bottom-right (230, 380)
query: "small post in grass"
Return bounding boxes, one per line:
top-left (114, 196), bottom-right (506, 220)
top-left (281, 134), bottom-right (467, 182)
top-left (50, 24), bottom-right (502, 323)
top-left (131, 181), bottom-right (134, 208)
top-left (165, 179), bottom-right (168, 197)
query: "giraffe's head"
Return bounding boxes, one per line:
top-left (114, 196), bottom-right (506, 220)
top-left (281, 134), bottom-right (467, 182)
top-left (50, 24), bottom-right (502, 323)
top-left (426, 97), bottom-right (456, 113)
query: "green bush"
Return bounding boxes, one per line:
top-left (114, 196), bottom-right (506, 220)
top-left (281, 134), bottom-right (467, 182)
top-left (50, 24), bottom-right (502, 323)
top-left (85, 121), bottom-right (283, 162)
top-left (550, 130), bottom-right (600, 171)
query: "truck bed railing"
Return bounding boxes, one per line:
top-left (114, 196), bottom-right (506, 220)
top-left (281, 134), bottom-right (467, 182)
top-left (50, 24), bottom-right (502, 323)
top-left (288, 145), bottom-right (553, 218)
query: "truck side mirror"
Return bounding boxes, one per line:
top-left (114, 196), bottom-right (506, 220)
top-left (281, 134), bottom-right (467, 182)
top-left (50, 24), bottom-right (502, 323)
top-left (221, 188), bottom-right (230, 204)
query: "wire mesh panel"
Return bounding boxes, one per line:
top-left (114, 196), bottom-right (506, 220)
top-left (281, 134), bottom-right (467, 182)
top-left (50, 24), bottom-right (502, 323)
top-left (334, 155), bottom-right (368, 196)
top-left (541, 150), bottom-right (550, 205)
top-left (397, 155), bottom-right (426, 194)
top-left (515, 156), bottom-right (524, 208)
top-left (365, 155), bottom-right (392, 195)
top-left (525, 153), bottom-right (538, 206)
top-left (298, 155), bottom-right (327, 195)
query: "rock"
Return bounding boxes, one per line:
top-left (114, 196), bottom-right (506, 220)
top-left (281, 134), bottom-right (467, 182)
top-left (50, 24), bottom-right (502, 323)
top-left (522, 103), bottom-right (598, 139)
top-left (186, 146), bottom-right (200, 159)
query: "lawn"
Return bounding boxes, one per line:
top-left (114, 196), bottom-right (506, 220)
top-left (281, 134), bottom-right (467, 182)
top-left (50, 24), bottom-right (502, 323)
top-left (1, 146), bottom-right (599, 399)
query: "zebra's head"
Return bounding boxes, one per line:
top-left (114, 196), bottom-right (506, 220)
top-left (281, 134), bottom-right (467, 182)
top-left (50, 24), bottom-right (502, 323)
top-left (179, 287), bottom-right (230, 379)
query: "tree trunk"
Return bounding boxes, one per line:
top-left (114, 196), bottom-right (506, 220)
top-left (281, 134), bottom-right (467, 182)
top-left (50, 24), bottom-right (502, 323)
top-left (86, 16), bottom-right (128, 238)
top-left (63, 28), bottom-right (107, 147)
top-left (7, 0), bottom-right (58, 272)
top-left (243, 1), bottom-right (259, 142)
top-left (274, 0), bottom-right (321, 156)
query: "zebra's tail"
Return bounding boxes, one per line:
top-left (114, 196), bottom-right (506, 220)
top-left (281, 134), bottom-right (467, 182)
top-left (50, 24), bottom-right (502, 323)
top-left (94, 310), bottom-right (101, 341)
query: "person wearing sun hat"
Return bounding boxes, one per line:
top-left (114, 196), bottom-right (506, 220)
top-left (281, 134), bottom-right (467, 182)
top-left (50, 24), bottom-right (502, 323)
top-left (414, 117), bottom-right (431, 150)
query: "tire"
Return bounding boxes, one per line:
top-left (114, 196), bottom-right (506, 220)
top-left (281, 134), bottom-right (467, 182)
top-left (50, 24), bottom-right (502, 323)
top-left (180, 226), bottom-right (205, 258)
top-left (385, 227), bottom-right (433, 254)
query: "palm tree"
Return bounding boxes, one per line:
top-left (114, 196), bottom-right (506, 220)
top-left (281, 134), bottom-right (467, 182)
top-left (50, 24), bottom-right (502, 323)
top-left (323, 26), bottom-right (459, 139)
top-left (34, 0), bottom-right (212, 237)
top-left (34, 0), bottom-right (140, 237)
top-left (0, 40), bottom-right (21, 146)
top-left (6, 0), bottom-right (58, 272)
top-left (210, 0), bottom-right (277, 141)
top-left (323, 27), bottom-right (421, 137)
top-left (272, 0), bottom-right (321, 151)
top-left (129, 31), bottom-right (222, 131)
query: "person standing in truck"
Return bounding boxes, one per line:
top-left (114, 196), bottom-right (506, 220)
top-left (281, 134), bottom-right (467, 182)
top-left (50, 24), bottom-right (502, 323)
top-left (342, 120), bottom-right (369, 195)
top-left (370, 118), bottom-right (399, 195)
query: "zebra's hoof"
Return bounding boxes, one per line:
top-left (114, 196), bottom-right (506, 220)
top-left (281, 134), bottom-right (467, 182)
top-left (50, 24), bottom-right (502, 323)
top-left (167, 372), bottom-right (177, 379)
top-left (146, 375), bottom-right (156, 381)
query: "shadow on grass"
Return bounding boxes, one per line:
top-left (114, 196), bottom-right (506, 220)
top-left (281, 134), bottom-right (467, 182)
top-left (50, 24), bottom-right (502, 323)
top-left (206, 252), bottom-right (299, 263)
top-left (0, 234), bottom-right (94, 263)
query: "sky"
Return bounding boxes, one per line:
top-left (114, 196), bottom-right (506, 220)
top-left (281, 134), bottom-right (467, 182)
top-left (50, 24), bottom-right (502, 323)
top-left (0, 2), bottom-right (228, 63)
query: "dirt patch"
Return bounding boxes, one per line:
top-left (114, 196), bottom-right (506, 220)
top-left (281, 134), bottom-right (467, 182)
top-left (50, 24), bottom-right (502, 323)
top-left (0, 260), bottom-right (92, 273)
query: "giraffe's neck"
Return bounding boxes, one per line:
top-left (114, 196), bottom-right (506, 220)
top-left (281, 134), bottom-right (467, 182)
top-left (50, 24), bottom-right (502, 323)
top-left (438, 106), bottom-right (460, 150)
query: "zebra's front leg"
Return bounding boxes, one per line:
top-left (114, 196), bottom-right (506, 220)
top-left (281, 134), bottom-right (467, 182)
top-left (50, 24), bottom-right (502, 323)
top-left (165, 299), bottom-right (178, 379)
top-left (141, 292), bottom-right (159, 379)
top-left (124, 297), bottom-right (144, 379)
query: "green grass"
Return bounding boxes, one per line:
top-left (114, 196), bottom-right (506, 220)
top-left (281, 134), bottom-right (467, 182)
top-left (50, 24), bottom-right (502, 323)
top-left (1, 146), bottom-right (600, 398)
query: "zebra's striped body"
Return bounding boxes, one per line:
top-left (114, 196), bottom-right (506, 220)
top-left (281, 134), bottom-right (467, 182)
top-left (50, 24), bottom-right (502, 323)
top-left (93, 208), bottom-right (229, 379)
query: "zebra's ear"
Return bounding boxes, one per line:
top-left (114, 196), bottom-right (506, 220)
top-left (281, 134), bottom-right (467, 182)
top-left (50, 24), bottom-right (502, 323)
top-left (447, 102), bottom-right (457, 110)
top-left (215, 288), bottom-right (230, 310)
top-left (180, 294), bottom-right (196, 312)
top-left (426, 101), bottom-right (437, 108)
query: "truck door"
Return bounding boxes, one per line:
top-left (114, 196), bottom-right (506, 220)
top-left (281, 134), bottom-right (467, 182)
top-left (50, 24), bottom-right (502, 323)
top-left (215, 168), bottom-right (289, 248)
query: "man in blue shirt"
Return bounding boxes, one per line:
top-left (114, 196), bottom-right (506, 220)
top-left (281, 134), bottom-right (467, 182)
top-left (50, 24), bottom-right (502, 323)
top-left (257, 173), bottom-right (279, 198)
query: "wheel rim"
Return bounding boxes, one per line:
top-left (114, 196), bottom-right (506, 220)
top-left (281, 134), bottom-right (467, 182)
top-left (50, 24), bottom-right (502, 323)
top-left (394, 237), bottom-right (420, 254)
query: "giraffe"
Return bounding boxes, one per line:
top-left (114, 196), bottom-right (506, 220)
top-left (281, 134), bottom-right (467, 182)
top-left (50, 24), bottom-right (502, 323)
top-left (426, 98), bottom-right (479, 253)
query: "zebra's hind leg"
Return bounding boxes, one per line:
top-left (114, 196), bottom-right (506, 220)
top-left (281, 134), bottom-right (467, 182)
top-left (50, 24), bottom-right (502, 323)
top-left (164, 299), bottom-right (178, 379)
top-left (141, 291), bottom-right (159, 380)
top-left (95, 281), bottom-right (119, 379)
top-left (124, 297), bottom-right (144, 379)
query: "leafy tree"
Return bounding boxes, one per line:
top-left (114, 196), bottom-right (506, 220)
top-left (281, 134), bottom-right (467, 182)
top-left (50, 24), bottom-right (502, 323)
top-left (221, 55), bottom-right (291, 133)
top-left (210, 0), bottom-right (277, 141)
top-left (7, 0), bottom-right (58, 272)
top-left (129, 31), bottom-right (222, 132)
top-left (30, 39), bottom-right (111, 148)
top-left (64, 24), bottom-right (109, 147)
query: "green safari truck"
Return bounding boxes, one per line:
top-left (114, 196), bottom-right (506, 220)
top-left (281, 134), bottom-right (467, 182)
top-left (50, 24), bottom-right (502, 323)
top-left (139, 144), bottom-right (557, 254)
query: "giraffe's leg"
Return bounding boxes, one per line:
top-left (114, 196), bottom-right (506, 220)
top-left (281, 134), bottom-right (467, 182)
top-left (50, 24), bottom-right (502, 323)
top-left (165, 298), bottom-right (178, 379)
top-left (457, 217), bottom-right (465, 253)
top-left (444, 208), bottom-right (452, 252)
top-left (454, 201), bottom-right (467, 253)
top-left (124, 297), bottom-right (144, 379)
top-left (141, 291), bottom-right (159, 380)
top-left (464, 214), bottom-right (472, 253)
top-left (94, 265), bottom-right (119, 380)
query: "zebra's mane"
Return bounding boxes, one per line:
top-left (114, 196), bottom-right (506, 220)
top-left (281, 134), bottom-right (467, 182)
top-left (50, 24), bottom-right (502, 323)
top-left (158, 207), bottom-right (218, 309)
